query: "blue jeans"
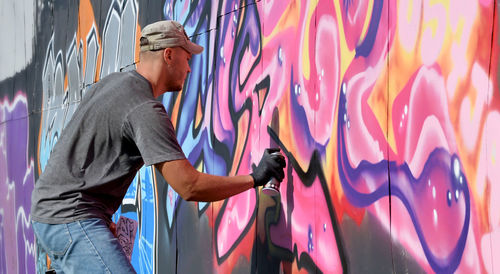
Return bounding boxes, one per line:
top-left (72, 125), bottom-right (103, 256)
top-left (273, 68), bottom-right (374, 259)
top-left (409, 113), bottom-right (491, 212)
top-left (32, 218), bottom-right (136, 273)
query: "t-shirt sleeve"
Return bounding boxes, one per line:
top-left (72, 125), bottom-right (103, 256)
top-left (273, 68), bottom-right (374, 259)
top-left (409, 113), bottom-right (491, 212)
top-left (123, 101), bottom-right (186, 166)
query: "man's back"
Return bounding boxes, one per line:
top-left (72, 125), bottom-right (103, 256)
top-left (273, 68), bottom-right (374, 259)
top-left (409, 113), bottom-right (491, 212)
top-left (32, 70), bottom-right (163, 224)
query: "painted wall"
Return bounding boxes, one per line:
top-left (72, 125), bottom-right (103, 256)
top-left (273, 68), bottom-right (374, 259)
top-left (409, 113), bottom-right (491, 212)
top-left (1, 0), bottom-right (499, 273)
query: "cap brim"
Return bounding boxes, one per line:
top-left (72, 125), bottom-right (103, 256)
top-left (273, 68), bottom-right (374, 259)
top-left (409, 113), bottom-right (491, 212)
top-left (183, 41), bottom-right (204, 54)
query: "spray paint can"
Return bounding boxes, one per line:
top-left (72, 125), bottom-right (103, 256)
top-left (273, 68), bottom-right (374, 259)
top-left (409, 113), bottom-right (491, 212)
top-left (261, 151), bottom-right (283, 196)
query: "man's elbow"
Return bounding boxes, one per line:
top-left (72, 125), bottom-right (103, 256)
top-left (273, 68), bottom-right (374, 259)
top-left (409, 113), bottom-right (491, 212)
top-left (182, 182), bottom-right (207, 201)
top-left (180, 188), bottom-right (203, 201)
top-left (179, 184), bottom-right (195, 201)
top-left (182, 192), bottom-right (197, 201)
top-left (177, 174), bottom-right (201, 201)
top-left (156, 159), bottom-right (205, 201)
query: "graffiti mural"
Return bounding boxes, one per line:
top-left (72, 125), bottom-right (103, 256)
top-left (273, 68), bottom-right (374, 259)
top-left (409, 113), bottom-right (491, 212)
top-left (38, 0), bottom-right (138, 171)
top-left (0, 93), bottom-right (36, 273)
top-left (0, 0), bottom-right (500, 273)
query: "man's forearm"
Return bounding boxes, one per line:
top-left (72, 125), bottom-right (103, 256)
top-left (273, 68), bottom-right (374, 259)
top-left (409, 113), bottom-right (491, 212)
top-left (155, 152), bottom-right (284, 202)
top-left (186, 173), bottom-right (254, 202)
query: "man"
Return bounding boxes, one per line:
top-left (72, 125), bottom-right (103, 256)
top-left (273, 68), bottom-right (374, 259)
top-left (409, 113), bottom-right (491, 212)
top-left (31, 20), bottom-right (285, 273)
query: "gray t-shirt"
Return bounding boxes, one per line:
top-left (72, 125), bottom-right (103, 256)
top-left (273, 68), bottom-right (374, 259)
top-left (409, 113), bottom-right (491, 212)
top-left (31, 70), bottom-right (185, 224)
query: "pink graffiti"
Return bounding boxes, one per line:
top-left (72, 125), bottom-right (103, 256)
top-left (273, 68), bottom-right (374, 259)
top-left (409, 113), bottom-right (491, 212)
top-left (392, 65), bottom-right (457, 175)
top-left (216, 1), bottom-right (343, 269)
top-left (459, 63), bottom-right (492, 152)
top-left (340, 0), bottom-right (371, 50)
top-left (216, 190), bottom-right (256, 258)
top-left (342, 0), bottom-right (396, 167)
top-left (477, 111), bottom-right (500, 273)
top-left (296, 0), bottom-right (340, 146)
top-left (343, 62), bottom-right (475, 272)
top-left (391, 67), bottom-right (466, 268)
top-left (397, 0), bottom-right (422, 52)
top-left (446, 0), bottom-right (478, 99)
top-left (420, 2), bottom-right (447, 65)
top-left (270, 173), bottom-right (342, 273)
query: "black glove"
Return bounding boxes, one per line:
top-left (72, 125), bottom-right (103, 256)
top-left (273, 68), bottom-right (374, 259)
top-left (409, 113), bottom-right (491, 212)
top-left (250, 148), bottom-right (286, 187)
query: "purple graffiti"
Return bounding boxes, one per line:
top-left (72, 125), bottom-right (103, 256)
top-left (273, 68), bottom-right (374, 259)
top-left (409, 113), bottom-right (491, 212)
top-left (0, 92), bottom-right (36, 274)
top-left (337, 79), bottom-right (470, 273)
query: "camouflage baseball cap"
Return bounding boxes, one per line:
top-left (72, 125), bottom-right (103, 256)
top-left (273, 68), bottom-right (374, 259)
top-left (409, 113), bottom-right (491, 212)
top-left (140, 20), bottom-right (203, 54)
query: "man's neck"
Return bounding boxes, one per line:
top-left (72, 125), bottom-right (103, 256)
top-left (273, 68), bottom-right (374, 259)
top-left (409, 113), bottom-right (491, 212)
top-left (136, 64), bottom-right (161, 97)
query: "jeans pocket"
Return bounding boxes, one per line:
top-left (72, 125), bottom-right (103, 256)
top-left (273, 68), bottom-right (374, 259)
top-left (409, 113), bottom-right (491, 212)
top-left (32, 221), bottom-right (73, 256)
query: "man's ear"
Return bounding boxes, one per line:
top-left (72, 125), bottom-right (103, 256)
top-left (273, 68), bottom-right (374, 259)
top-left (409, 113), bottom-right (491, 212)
top-left (163, 48), bottom-right (172, 63)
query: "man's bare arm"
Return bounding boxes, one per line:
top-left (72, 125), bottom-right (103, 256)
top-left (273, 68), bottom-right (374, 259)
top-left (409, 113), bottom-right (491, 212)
top-left (154, 148), bottom-right (286, 202)
top-left (155, 159), bottom-right (254, 202)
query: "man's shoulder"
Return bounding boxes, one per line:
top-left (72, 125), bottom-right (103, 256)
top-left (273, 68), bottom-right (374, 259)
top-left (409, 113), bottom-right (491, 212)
top-left (96, 70), bottom-right (151, 97)
top-left (101, 70), bottom-right (136, 83)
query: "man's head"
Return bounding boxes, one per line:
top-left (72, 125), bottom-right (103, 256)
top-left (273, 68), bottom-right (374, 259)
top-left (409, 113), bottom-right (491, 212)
top-left (140, 20), bottom-right (203, 54)
top-left (137, 20), bottom-right (203, 96)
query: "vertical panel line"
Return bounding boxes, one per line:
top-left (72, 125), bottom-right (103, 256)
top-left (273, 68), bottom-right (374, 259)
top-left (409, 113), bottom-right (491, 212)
top-left (486, 1), bottom-right (497, 273)
top-left (386, 0), bottom-right (395, 271)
